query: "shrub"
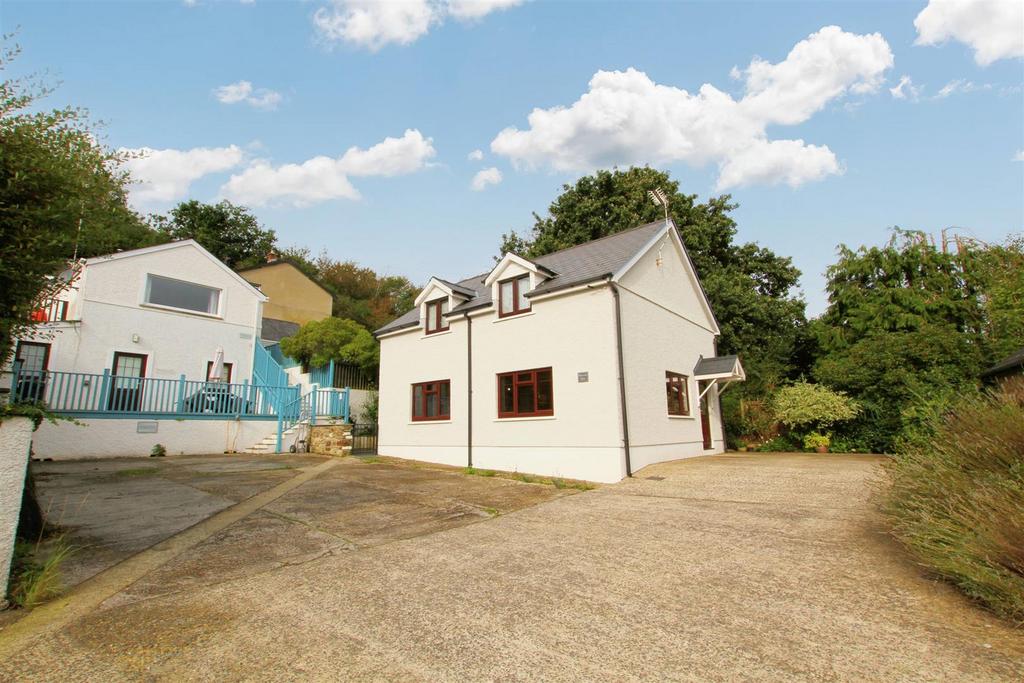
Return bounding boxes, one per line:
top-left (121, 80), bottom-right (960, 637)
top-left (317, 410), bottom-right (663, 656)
top-left (803, 432), bottom-right (830, 451)
top-left (756, 434), bottom-right (800, 452)
top-left (8, 537), bottom-right (75, 609)
top-left (772, 381), bottom-right (860, 434)
top-left (883, 378), bottom-right (1024, 624)
top-left (150, 443), bottom-right (166, 457)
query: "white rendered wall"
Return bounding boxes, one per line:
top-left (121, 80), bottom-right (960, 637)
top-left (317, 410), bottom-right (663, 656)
top-left (31, 418), bottom-right (275, 460)
top-left (0, 417), bottom-right (33, 599)
top-left (379, 285), bottom-right (627, 482)
top-left (617, 233), bottom-right (725, 474)
top-left (12, 243), bottom-right (262, 384)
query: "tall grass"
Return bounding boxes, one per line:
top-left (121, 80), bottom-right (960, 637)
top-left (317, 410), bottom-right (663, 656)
top-left (8, 536), bottom-right (75, 609)
top-left (883, 378), bottom-right (1024, 624)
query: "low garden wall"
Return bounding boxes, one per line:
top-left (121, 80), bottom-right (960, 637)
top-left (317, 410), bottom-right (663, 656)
top-left (1, 416), bottom-right (33, 599)
top-left (30, 418), bottom-right (273, 459)
top-left (309, 423), bottom-right (352, 457)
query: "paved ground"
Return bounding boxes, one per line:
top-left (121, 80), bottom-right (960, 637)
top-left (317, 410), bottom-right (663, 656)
top-left (2, 452), bottom-right (1022, 681)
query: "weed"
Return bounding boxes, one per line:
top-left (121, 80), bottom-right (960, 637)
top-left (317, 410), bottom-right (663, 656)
top-left (8, 537), bottom-right (75, 609)
top-left (115, 467), bottom-right (159, 477)
top-left (481, 507), bottom-right (499, 517)
top-left (360, 456), bottom-right (381, 464)
top-left (150, 443), bottom-right (167, 457)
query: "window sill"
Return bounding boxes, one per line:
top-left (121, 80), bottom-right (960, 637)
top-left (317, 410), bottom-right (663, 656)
top-left (668, 414), bottom-right (695, 420)
top-left (409, 419), bottom-right (452, 425)
top-left (494, 415), bottom-right (556, 422)
top-left (140, 302), bottom-right (222, 320)
top-left (421, 329), bottom-right (452, 339)
top-left (493, 311), bottom-right (535, 323)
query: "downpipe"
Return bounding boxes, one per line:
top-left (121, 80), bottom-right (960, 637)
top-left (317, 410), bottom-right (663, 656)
top-left (610, 283), bottom-right (632, 478)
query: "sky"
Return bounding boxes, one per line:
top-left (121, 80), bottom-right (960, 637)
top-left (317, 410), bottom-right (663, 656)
top-left (5, 0), bottom-right (1023, 315)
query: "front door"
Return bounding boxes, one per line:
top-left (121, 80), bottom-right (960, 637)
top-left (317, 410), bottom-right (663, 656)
top-left (14, 341), bottom-right (51, 402)
top-left (698, 380), bottom-right (713, 450)
top-left (110, 352), bottom-right (147, 411)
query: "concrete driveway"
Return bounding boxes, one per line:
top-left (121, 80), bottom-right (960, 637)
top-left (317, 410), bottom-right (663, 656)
top-left (2, 453), bottom-right (1022, 681)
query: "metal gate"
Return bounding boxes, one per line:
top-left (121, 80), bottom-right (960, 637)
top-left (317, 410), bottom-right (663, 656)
top-left (351, 422), bottom-right (378, 455)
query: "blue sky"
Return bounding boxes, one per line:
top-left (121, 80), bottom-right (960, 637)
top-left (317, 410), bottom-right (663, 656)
top-left (6, 0), bottom-right (1023, 315)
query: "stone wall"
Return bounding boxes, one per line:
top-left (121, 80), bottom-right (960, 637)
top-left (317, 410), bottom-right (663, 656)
top-left (309, 423), bottom-right (352, 457)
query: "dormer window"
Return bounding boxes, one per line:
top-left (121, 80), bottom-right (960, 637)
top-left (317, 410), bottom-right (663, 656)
top-left (498, 275), bottom-right (531, 317)
top-left (425, 298), bottom-right (449, 334)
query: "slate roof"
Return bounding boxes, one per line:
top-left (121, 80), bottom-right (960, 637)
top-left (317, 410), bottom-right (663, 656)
top-left (260, 317), bottom-right (300, 342)
top-left (981, 347), bottom-right (1024, 378)
top-left (693, 355), bottom-right (741, 377)
top-left (375, 220), bottom-right (667, 335)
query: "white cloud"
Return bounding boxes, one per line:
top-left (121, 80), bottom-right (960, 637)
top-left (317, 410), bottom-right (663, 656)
top-left (470, 167), bottom-right (502, 191)
top-left (1014, 150), bottom-right (1024, 162)
top-left (220, 129), bottom-right (436, 206)
top-left (447, 0), bottom-right (523, 21)
top-left (121, 145), bottom-right (245, 205)
top-left (491, 26), bottom-right (892, 190)
top-left (468, 148), bottom-right (484, 161)
top-left (915, 0), bottom-right (1024, 66)
top-left (889, 75), bottom-right (923, 101)
top-left (313, 0), bottom-right (524, 50)
top-left (213, 80), bottom-right (283, 110)
top-left (934, 78), bottom-right (991, 98)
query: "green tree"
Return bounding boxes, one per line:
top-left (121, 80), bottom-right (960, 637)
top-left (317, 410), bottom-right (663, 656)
top-left (279, 317), bottom-right (379, 374)
top-left (0, 45), bottom-right (151, 365)
top-left (812, 229), bottom-right (1021, 452)
top-left (152, 200), bottom-right (276, 269)
top-left (498, 167), bottom-right (807, 391)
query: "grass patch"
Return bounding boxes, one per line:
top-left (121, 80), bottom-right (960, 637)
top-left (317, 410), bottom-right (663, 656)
top-left (360, 456), bottom-right (382, 464)
top-left (882, 378), bottom-right (1024, 625)
top-left (481, 506), bottom-right (499, 517)
top-left (115, 467), bottom-right (159, 477)
top-left (463, 467), bottom-right (595, 490)
top-left (8, 537), bottom-right (75, 609)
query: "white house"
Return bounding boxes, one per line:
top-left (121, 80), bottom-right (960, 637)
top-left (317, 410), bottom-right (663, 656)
top-left (374, 220), bottom-right (744, 483)
top-left (3, 240), bottom-right (277, 458)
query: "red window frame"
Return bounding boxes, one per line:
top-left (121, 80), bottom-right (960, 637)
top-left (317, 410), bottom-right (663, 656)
top-left (206, 361), bottom-right (234, 384)
top-left (411, 380), bottom-right (451, 421)
top-left (498, 275), bottom-right (531, 318)
top-left (497, 367), bottom-right (553, 418)
top-left (666, 371), bottom-right (690, 416)
top-left (425, 299), bottom-right (449, 334)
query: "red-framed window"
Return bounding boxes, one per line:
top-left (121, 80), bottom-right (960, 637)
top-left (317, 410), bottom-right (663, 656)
top-left (425, 298), bottom-right (449, 334)
top-left (498, 275), bottom-right (531, 317)
top-left (498, 367), bottom-right (553, 418)
top-left (412, 380), bottom-right (450, 421)
top-left (666, 371), bottom-right (690, 416)
top-left (206, 361), bottom-right (234, 384)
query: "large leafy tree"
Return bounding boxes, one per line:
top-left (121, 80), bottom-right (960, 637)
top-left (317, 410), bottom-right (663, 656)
top-left (812, 229), bottom-right (1023, 452)
top-left (0, 46), bottom-right (153, 365)
top-left (498, 167), bottom-right (807, 390)
top-left (152, 200), bottom-right (277, 269)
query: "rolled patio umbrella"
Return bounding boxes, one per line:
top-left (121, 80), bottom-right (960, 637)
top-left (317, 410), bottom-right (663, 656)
top-left (209, 347), bottom-right (225, 382)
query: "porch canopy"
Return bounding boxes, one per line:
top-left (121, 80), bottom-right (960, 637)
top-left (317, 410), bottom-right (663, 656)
top-left (693, 355), bottom-right (745, 398)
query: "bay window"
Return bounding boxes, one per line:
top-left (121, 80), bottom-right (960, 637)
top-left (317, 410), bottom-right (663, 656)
top-left (498, 367), bottom-right (553, 418)
top-left (498, 275), bottom-right (531, 317)
top-left (412, 380), bottom-right (450, 421)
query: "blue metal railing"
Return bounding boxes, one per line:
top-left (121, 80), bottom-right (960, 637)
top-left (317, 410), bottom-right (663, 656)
top-left (253, 342), bottom-right (291, 392)
top-left (310, 359), bottom-right (334, 388)
top-left (6, 366), bottom-right (301, 421)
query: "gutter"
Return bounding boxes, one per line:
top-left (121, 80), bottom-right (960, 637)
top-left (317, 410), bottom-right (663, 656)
top-left (464, 311), bottom-right (473, 468)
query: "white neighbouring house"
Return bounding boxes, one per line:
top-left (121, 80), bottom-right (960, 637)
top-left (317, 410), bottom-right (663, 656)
top-left (374, 220), bottom-right (745, 483)
top-left (2, 240), bottom-right (278, 458)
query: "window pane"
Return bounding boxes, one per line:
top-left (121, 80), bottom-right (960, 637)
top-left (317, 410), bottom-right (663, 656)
top-left (441, 300), bottom-right (449, 316)
top-left (425, 304), bottom-right (437, 332)
top-left (680, 382), bottom-right (689, 415)
top-left (666, 382), bottom-right (680, 414)
top-left (517, 276), bottom-right (530, 310)
top-left (517, 383), bottom-right (535, 414)
top-left (499, 375), bottom-right (514, 413)
top-left (147, 275), bottom-right (219, 314)
top-left (413, 385), bottom-right (424, 417)
top-left (425, 392), bottom-right (437, 417)
top-left (500, 281), bottom-right (514, 313)
top-left (537, 375), bottom-right (552, 411)
top-left (440, 382), bottom-right (450, 416)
